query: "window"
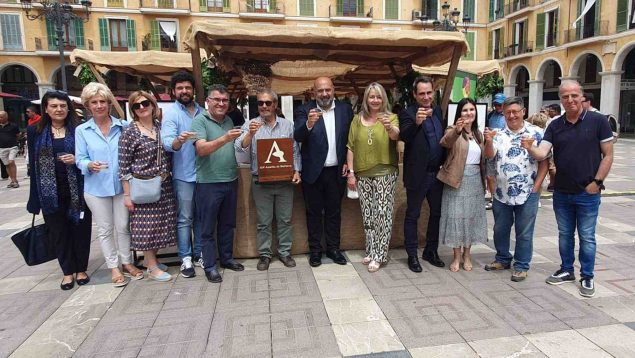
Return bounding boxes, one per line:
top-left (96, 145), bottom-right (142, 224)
top-left (422, 0), bottom-right (437, 20)
top-left (463, 31), bottom-right (475, 61)
top-left (46, 18), bottom-right (85, 51)
top-left (575, 0), bottom-right (600, 40)
top-left (463, 0), bottom-right (475, 22)
top-left (536, 9), bottom-right (558, 50)
top-left (299, 0), bottom-right (314, 16)
top-left (488, 28), bottom-right (503, 59)
top-left (0, 14), bottom-right (23, 50)
top-left (512, 20), bottom-right (526, 55)
top-left (337, 0), bottom-right (363, 17)
top-left (616, 0), bottom-right (635, 32)
top-left (385, 0), bottom-right (398, 20)
top-left (200, 0), bottom-right (229, 12)
top-left (98, 18), bottom-right (136, 51)
top-left (248, 0), bottom-right (276, 12)
top-left (151, 20), bottom-right (177, 52)
top-left (489, 0), bottom-right (503, 21)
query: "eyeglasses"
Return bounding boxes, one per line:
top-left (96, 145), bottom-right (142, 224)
top-left (131, 100), bottom-right (151, 111)
top-left (207, 97), bottom-right (229, 104)
top-left (257, 100), bottom-right (273, 107)
top-left (504, 109), bottom-right (524, 116)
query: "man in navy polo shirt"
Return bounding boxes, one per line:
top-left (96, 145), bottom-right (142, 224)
top-left (523, 80), bottom-right (613, 298)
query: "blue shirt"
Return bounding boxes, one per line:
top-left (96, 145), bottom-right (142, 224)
top-left (75, 116), bottom-right (128, 197)
top-left (161, 101), bottom-right (203, 183)
top-left (423, 106), bottom-right (444, 171)
top-left (487, 110), bottom-right (506, 129)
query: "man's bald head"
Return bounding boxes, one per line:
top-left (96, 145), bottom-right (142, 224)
top-left (313, 77), bottom-right (335, 109)
top-left (0, 111), bottom-right (8, 123)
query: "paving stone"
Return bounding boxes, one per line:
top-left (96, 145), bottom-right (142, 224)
top-left (525, 329), bottom-right (612, 358)
top-left (322, 296), bottom-right (386, 324)
top-left (137, 340), bottom-right (207, 358)
top-left (206, 307), bottom-right (272, 357)
top-left (388, 316), bottom-right (464, 349)
top-left (468, 335), bottom-right (546, 358)
top-left (331, 320), bottom-right (404, 356)
top-left (272, 325), bottom-right (341, 358)
top-left (409, 343), bottom-right (477, 358)
top-left (577, 324), bottom-right (635, 358)
top-left (269, 278), bottom-right (323, 305)
top-left (73, 318), bottom-right (154, 357)
top-left (270, 301), bottom-right (331, 329)
top-left (348, 349), bottom-right (413, 358)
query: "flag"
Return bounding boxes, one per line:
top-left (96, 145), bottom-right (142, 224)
top-left (571, 0), bottom-right (596, 29)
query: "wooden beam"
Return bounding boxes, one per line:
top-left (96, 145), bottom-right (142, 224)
top-left (191, 37), bottom-right (205, 106)
top-left (214, 39), bottom-right (426, 53)
top-left (86, 63), bottom-right (125, 119)
top-left (440, 44), bottom-right (462, 125)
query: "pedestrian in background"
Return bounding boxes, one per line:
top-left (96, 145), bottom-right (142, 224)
top-left (485, 93), bottom-right (506, 210)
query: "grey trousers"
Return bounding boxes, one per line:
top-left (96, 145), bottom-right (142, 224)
top-left (252, 177), bottom-right (295, 258)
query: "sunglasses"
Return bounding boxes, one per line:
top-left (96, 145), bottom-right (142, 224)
top-left (131, 100), bottom-right (152, 111)
top-left (257, 100), bottom-right (273, 107)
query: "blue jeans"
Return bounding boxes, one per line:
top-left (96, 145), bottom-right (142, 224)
top-left (553, 190), bottom-right (601, 279)
top-left (492, 193), bottom-right (539, 271)
top-left (195, 180), bottom-right (237, 272)
top-left (173, 180), bottom-right (202, 260)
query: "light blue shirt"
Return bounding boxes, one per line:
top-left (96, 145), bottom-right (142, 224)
top-left (75, 116), bottom-right (128, 197)
top-left (161, 101), bottom-right (203, 183)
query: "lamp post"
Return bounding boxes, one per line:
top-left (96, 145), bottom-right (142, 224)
top-left (20, 0), bottom-right (92, 91)
top-left (419, 1), bottom-right (470, 32)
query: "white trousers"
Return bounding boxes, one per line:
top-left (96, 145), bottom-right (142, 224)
top-left (84, 193), bottom-right (132, 268)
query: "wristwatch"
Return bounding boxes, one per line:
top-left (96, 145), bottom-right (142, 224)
top-left (593, 179), bottom-right (605, 191)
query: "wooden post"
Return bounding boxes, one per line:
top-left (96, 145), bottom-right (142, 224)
top-left (86, 63), bottom-right (125, 119)
top-left (440, 44), bottom-right (462, 126)
top-left (191, 35), bottom-right (205, 106)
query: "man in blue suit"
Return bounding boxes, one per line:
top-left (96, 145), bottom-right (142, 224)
top-left (294, 77), bottom-right (353, 267)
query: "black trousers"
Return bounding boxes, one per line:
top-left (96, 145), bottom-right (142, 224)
top-left (42, 194), bottom-right (92, 276)
top-left (404, 171), bottom-right (443, 257)
top-left (301, 166), bottom-right (345, 253)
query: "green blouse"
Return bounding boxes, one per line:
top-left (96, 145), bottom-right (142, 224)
top-left (347, 114), bottom-right (399, 177)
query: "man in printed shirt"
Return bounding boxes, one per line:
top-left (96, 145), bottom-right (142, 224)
top-left (235, 89), bottom-right (301, 271)
top-left (483, 96), bottom-right (549, 282)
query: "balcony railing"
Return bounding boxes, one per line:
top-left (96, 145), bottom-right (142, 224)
top-left (564, 20), bottom-right (609, 43)
top-left (107, 0), bottom-right (124, 7)
top-left (493, 7), bottom-right (504, 20)
top-left (504, 0), bottom-right (534, 16)
top-left (506, 41), bottom-right (533, 56)
top-left (157, 0), bottom-right (173, 8)
top-left (201, 0), bottom-right (231, 13)
top-left (493, 47), bottom-right (505, 60)
top-left (239, 1), bottom-right (284, 14)
top-left (329, 4), bottom-right (373, 18)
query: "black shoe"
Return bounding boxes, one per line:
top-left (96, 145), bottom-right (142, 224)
top-left (326, 249), bottom-right (347, 265)
top-left (221, 261), bottom-right (244, 271)
top-left (278, 255), bottom-right (296, 268)
top-left (408, 256), bottom-right (422, 273)
top-left (76, 274), bottom-right (90, 285)
top-left (257, 256), bottom-right (271, 271)
top-left (205, 269), bottom-right (222, 283)
top-left (309, 252), bottom-right (322, 267)
top-left (422, 251), bottom-right (445, 268)
top-left (60, 278), bottom-right (75, 290)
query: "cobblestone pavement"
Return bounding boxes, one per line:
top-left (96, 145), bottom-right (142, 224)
top-left (1, 140), bottom-right (634, 358)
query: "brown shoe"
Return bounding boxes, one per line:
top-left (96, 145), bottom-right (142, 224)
top-left (257, 256), bottom-right (271, 271)
top-left (279, 255), bottom-right (296, 268)
top-left (511, 270), bottom-right (528, 282)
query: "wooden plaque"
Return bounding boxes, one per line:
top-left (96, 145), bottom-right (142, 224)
top-left (256, 138), bottom-right (294, 182)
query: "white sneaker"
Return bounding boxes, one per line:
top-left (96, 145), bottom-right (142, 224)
top-left (194, 256), bottom-right (204, 268)
top-left (180, 257), bottom-right (196, 278)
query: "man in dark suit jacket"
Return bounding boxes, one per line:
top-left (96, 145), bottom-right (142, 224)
top-left (294, 77), bottom-right (353, 267)
top-left (400, 76), bottom-right (446, 273)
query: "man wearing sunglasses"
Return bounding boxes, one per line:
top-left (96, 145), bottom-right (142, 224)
top-left (294, 77), bottom-right (353, 267)
top-left (160, 71), bottom-right (204, 279)
top-left (192, 84), bottom-right (244, 283)
top-left (235, 89), bottom-right (301, 271)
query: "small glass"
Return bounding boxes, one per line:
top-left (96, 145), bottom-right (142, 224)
top-left (97, 161), bottom-right (110, 172)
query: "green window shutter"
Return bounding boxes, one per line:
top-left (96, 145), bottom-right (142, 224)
top-left (385, 0), bottom-right (398, 19)
top-left (553, 10), bottom-right (558, 46)
top-left (223, 0), bottom-right (229, 10)
top-left (98, 18), bottom-right (110, 51)
top-left (150, 20), bottom-right (160, 50)
top-left (487, 30), bottom-right (493, 59)
top-left (357, 0), bottom-right (364, 16)
top-left (594, 0), bottom-right (601, 36)
top-left (299, 0), bottom-right (313, 16)
top-left (463, 0), bottom-right (474, 21)
top-left (617, 0), bottom-right (628, 32)
top-left (199, 0), bottom-right (207, 11)
top-left (429, 0), bottom-right (437, 20)
top-left (270, 0), bottom-right (276, 11)
top-left (489, 0), bottom-right (494, 22)
top-left (576, 0), bottom-right (582, 40)
top-left (74, 19), bottom-right (85, 49)
top-left (45, 18), bottom-right (57, 51)
top-left (499, 28), bottom-right (504, 57)
top-left (126, 19), bottom-right (136, 51)
top-left (462, 31), bottom-right (475, 61)
top-left (535, 12), bottom-right (545, 51)
top-left (512, 22), bottom-right (516, 49)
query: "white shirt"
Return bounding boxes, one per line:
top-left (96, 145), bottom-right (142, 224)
top-left (466, 138), bottom-right (481, 164)
top-left (321, 101), bottom-right (338, 167)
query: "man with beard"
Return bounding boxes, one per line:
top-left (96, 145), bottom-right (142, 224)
top-left (294, 77), bottom-right (353, 267)
top-left (161, 71), bottom-right (204, 278)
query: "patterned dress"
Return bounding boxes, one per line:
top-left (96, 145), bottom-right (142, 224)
top-left (118, 122), bottom-right (176, 251)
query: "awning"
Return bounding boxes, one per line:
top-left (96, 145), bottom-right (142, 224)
top-left (413, 60), bottom-right (501, 77)
top-left (0, 92), bottom-right (23, 99)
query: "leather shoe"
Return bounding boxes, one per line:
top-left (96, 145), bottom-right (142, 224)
top-left (279, 255), bottom-right (296, 267)
top-left (309, 252), bottom-right (322, 267)
top-left (205, 269), bottom-right (222, 283)
top-left (76, 274), bottom-right (90, 286)
top-left (422, 251), bottom-right (445, 268)
top-left (326, 249), bottom-right (347, 265)
top-left (221, 261), bottom-right (245, 271)
top-left (60, 278), bottom-right (75, 290)
top-left (408, 256), bottom-right (422, 273)
top-left (257, 256), bottom-right (271, 271)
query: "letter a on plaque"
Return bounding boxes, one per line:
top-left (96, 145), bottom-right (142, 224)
top-left (256, 138), bottom-right (293, 182)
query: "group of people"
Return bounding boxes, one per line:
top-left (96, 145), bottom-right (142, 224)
top-left (23, 71), bottom-right (612, 298)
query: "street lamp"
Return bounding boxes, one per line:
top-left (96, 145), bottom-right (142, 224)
top-left (419, 1), bottom-right (469, 32)
top-left (21, 0), bottom-right (92, 91)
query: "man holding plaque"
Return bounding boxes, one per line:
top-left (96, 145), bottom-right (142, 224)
top-left (294, 77), bottom-right (353, 267)
top-left (235, 89), bottom-right (301, 271)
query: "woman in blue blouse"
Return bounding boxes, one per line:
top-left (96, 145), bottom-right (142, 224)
top-left (27, 90), bottom-right (92, 290)
top-left (76, 83), bottom-right (143, 287)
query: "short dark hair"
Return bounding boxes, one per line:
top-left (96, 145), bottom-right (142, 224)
top-left (37, 90), bottom-right (77, 133)
top-left (207, 84), bottom-right (228, 97)
top-left (26, 105), bottom-right (37, 113)
top-left (583, 92), bottom-right (594, 103)
top-left (170, 71), bottom-right (196, 90)
top-left (503, 96), bottom-right (524, 109)
top-left (412, 76), bottom-right (434, 92)
top-left (548, 104), bottom-right (561, 112)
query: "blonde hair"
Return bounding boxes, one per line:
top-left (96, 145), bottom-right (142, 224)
top-left (81, 82), bottom-right (116, 111)
top-left (128, 91), bottom-right (160, 122)
top-left (528, 112), bottom-right (549, 129)
top-left (360, 83), bottom-right (391, 119)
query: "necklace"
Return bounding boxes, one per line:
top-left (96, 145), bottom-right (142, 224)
top-left (367, 127), bottom-right (374, 145)
top-left (138, 121), bottom-right (155, 136)
top-left (51, 125), bottom-right (65, 138)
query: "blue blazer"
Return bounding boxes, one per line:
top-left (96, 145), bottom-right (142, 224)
top-left (294, 100), bottom-right (353, 184)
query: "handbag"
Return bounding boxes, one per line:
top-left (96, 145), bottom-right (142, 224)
top-left (129, 124), bottom-right (163, 204)
top-left (11, 215), bottom-right (56, 266)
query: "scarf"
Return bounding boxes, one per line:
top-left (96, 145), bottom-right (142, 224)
top-left (34, 124), bottom-right (83, 223)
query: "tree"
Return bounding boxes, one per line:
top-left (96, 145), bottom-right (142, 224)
top-left (475, 72), bottom-right (503, 99)
top-left (77, 63), bottom-right (97, 86)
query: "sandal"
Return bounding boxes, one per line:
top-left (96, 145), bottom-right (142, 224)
top-left (462, 255), bottom-right (473, 271)
top-left (362, 256), bottom-right (371, 265)
top-left (122, 265), bottom-right (144, 280)
top-left (147, 266), bottom-right (172, 282)
top-left (368, 261), bottom-right (381, 272)
top-left (449, 261), bottom-right (460, 272)
top-left (112, 275), bottom-right (129, 288)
